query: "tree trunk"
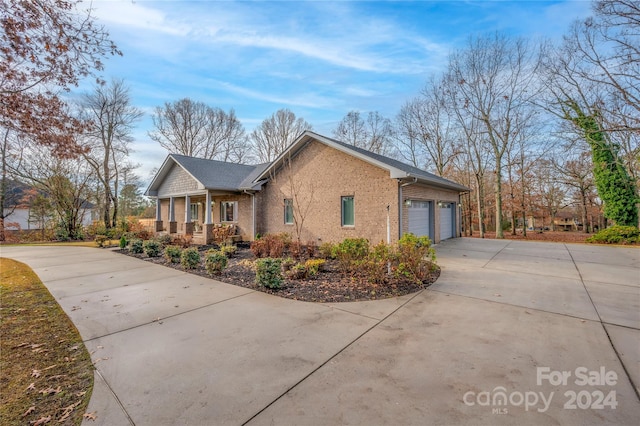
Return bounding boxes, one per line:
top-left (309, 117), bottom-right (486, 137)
top-left (475, 174), bottom-right (485, 238)
top-left (495, 164), bottom-right (504, 239)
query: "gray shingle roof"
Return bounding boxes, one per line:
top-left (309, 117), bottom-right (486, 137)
top-left (169, 154), bottom-right (259, 191)
top-left (147, 131), bottom-right (470, 195)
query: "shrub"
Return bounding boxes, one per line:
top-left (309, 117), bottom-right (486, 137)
top-left (119, 235), bottom-right (128, 249)
top-left (304, 258), bottom-right (326, 277)
top-left (181, 247), bottom-right (201, 269)
top-left (306, 240), bottom-right (317, 258)
top-left (360, 242), bottom-right (393, 284)
top-left (395, 233), bottom-right (436, 283)
top-left (289, 240), bottom-right (303, 259)
top-left (333, 238), bottom-right (370, 273)
top-left (144, 240), bottom-right (161, 257)
top-left (255, 258), bottom-right (283, 289)
top-left (205, 250), bottom-right (228, 275)
top-left (219, 243), bottom-right (237, 257)
top-left (155, 234), bottom-right (173, 247)
top-left (94, 235), bottom-right (109, 248)
top-left (318, 242), bottom-right (336, 259)
top-left (251, 233), bottom-right (291, 258)
top-left (587, 225), bottom-right (639, 244)
top-left (286, 263), bottom-right (308, 280)
top-left (130, 239), bottom-right (144, 254)
top-left (164, 245), bottom-right (182, 263)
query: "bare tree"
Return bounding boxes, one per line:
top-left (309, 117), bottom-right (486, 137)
top-left (251, 109), bottom-right (312, 163)
top-left (1, 0), bottom-right (120, 157)
top-left (10, 143), bottom-right (94, 240)
top-left (394, 76), bottom-right (461, 176)
top-left (80, 79), bottom-right (142, 229)
top-left (333, 111), bottom-right (393, 155)
top-left (447, 33), bottom-right (541, 238)
top-left (150, 98), bottom-right (248, 162)
top-left (553, 151), bottom-right (595, 233)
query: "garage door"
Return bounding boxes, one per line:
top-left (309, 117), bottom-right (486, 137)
top-left (439, 202), bottom-right (454, 240)
top-left (408, 200), bottom-right (431, 238)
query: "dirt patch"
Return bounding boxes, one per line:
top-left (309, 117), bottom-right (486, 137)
top-left (119, 244), bottom-right (439, 303)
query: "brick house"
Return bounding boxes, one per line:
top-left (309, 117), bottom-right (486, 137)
top-left (145, 131), bottom-right (469, 245)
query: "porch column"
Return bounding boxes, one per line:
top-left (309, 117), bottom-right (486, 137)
top-left (169, 197), bottom-right (177, 234)
top-left (204, 191), bottom-right (214, 244)
top-left (154, 198), bottom-right (163, 232)
top-left (184, 194), bottom-right (193, 235)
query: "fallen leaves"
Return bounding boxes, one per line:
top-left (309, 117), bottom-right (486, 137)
top-left (83, 411), bottom-right (97, 421)
top-left (32, 369), bottom-right (41, 378)
top-left (23, 406), bottom-right (36, 417)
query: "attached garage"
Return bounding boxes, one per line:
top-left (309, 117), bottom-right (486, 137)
top-left (408, 200), bottom-right (433, 239)
top-left (439, 202), bottom-right (455, 240)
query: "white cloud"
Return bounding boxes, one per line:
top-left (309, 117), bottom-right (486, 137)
top-left (91, 0), bottom-right (190, 36)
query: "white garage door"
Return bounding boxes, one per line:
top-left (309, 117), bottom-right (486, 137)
top-left (440, 202), bottom-right (454, 240)
top-left (408, 200), bottom-right (431, 238)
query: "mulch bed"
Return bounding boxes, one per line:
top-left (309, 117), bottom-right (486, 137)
top-left (118, 243), bottom-right (439, 303)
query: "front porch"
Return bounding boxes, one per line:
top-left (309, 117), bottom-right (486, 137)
top-left (152, 191), bottom-right (252, 244)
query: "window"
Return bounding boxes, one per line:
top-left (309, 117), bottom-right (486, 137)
top-left (284, 199), bottom-right (293, 225)
top-left (220, 201), bottom-right (236, 222)
top-left (341, 196), bottom-right (354, 227)
top-left (190, 203), bottom-right (199, 221)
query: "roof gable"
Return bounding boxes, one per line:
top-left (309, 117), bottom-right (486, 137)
top-left (146, 154), bottom-right (268, 196)
top-left (255, 131), bottom-right (470, 192)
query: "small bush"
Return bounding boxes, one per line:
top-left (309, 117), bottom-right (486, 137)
top-left (318, 242), bottom-right (336, 259)
top-left (586, 225), bottom-right (640, 244)
top-left (94, 235), bottom-right (109, 248)
top-left (181, 247), bottom-right (201, 269)
top-left (205, 250), bottom-right (228, 275)
top-left (333, 238), bottom-right (370, 273)
top-left (119, 235), bottom-right (128, 249)
top-left (306, 240), bottom-right (317, 258)
top-left (251, 233), bottom-right (291, 258)
top-left (286, 263), bottom-right (308, 280)
top-left (164, 245), bottom-right (182, 263)
top-left (250, 239), bottom-right (267, 258)
top-left (130, 239), bottom-right (144, 254)
top-left (144, 240), bottom-right (161, 257)
top-left (219, 243), bottom-right (237, 257)
top-left (304, 258), bottom-right (326, 277)
top-left (290, 241), bottom-right (303, 259)
top-left (360, 242), bottom-right (393, 284)
top-left (255, 258), bottom-right (283, 289)
top-left (155, 234), bottom-right (173, 247)
top-left (395, 233), bottom-right (436, 283)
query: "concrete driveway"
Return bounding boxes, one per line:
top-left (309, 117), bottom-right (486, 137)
top-left (1, 238), bottom-right (639, 425)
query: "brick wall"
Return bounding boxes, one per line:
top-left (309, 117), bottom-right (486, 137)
top-left (401, 183), bottom-right (460, 242)
top-left (258, 140), bottom-right (400, 244)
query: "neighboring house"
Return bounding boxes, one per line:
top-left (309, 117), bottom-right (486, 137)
top-left (145, 131), bottom-right (470, 245)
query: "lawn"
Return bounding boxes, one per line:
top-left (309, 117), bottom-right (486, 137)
top-left (0, 258), bottom-right (94, 425)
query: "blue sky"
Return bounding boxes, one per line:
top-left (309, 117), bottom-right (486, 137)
top-left (83, 0), bottom-right (593, 180)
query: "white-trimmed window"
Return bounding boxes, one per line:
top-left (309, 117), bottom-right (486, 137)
top-left (284, 199), bottom-right (294, 225)
top-left (220, 201), bottom-right (237, 222)
top-left (190, 203), bottom-right (199, 221)
top-left (341, 196), bottom-right (354, 227)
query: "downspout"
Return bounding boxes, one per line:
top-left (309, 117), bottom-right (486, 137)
top-left (398, 178), bottom-right (418, 239)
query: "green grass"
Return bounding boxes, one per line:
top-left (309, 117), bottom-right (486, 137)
top-left (0, 258), bottom-right (94, 425)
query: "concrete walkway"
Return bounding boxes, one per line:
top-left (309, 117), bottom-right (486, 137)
top-left (1, 238), bottom-right (639, 425)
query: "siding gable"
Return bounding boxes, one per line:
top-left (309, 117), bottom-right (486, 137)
top-left (157, 163), bottom-right (199, 196)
